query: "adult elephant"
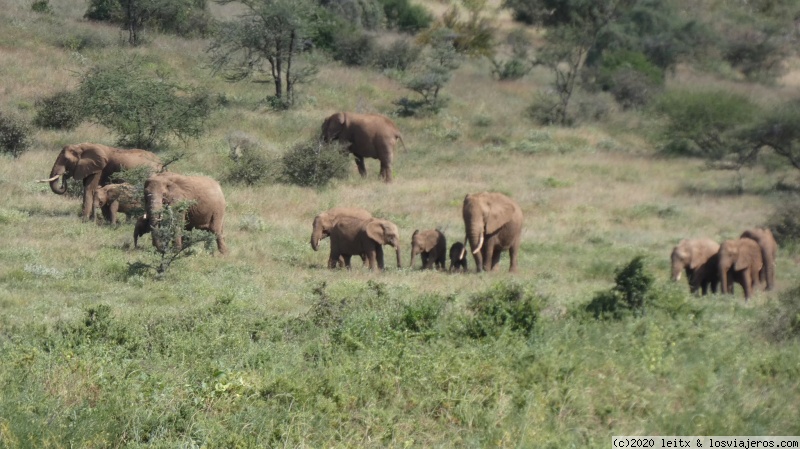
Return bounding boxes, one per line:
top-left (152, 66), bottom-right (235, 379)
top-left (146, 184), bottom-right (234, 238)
top-left (740, 227), bottom-right (778, 291)
top-left (328, 217), bottom-right (401, 271)
top-left (39, 143), bottom-right (161, 220)
top-left (321, 112), bottom-right (405, 183)
top-left (670, 238), bottom-right (721, 295)
top-left (718, 238), bottom-right (763, 301)
top-left (310, 207), bottom-right (372, 267)
top-left (144, 172), bottom-right (228, 255)
top-left (462, 192), bottom-right (523, 272)
top-left (409, 229), bottom-right (446, 270)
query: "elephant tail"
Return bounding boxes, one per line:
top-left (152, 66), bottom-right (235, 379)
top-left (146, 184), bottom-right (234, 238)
top-left (396, 134), bottom-right (407, 152)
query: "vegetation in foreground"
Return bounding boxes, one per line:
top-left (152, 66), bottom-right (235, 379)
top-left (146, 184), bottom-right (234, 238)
top-left (1, 0), bottom-right (800, 447)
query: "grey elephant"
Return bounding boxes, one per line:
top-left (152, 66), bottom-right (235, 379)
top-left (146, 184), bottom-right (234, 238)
top-left (670, 238), bottom-right (721, 295)
top-left (409, 229), bottom-right (446, 270)
top-left (39, 143), bottom-right (161, 220)
top-left (328, 217), bottom-right (401, 271)
top-left (93, 183), bottom-right (142, 225)
top-left (321, 112), bottom-right (405, 183)
top-left (462, 192), bottom-right (523, 272)
top-left (449, 241), bottom-right (468, 272)
top-left (740, 227), bottom-right (778, 291)
top-left (718, 238), bottom-right (763, 301)
top-left (144, 172), bottom-right (228, 255)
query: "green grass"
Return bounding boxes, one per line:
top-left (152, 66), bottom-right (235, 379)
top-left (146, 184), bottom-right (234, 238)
top-left (1, 1), bottom-right (800, 447)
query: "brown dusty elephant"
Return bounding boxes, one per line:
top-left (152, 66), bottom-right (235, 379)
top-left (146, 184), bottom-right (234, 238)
top-left (321, 112), bottom-right (405, 183)
top-left (144, 172), bottom-right (228, 255)
top-left (133, 215), bottom-right (151, 249)
top-left (740, 227), bottom-right (778, 291)
top-left (670, 238), bottom-right (721, 295)
top-left (328, 217), bottom-right (401, 271)
top-left (39, 143), bottom-right (161, 220)
top-left (310, 207), bottom-right (372, 267)
top-left (718, 238), bottom-right (763, 301)
top-left (93, 183), bottom-right (142, 225)
top-left (462, 192), bottom-right (523, 273)
top-left (410, 229), bottom-right (447, 270)
top-left (449, 241), bottom-right (468, 272)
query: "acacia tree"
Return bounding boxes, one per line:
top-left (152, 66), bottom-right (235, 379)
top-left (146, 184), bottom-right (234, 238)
top-left (208, 0), bottom-right (320, 109)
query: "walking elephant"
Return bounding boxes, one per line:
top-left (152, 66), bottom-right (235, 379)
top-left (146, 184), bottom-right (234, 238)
top-left (670, 238), bottom-right (721, 295)
top-left (409, 229), bottom-right (446, 270)
top-left (321, 112), bottom-right (405, 183)
top-left (144, 172), bottom-right (228, 255)
top-left (93, 183), bottom-right (142, 225)
top-left (328, 217), bottom-right (401, 271)
top-left (449, 241), bottom-right (468, 272)
top-left (462, 192), bottom-right (523, 272)
top-left (310, 207), bottom-right (372, 267)
top-left (718, 238), bottom-right (763, 301)
top-left (740, 228), bottom-right (778, 291)
top-left (39, 143), bottom-right (161, 220)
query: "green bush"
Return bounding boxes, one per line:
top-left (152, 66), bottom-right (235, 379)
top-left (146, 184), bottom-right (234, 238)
top-left (526, 91), bottom-right (566, 126)
top-left (31, 0), bottom-right (52, 13)
top-left (762, 284), bottom-right (800, 342)
top-left (585, 256), bottom-right (654, 319)
top-left (331, 30), bottom-right (377, 67)
top-left (373, 39), bottom-right (420, 71)
top-left (378, 0), bottom-right (432, 32)
top-left (464, 282), bottom-right (542, 339)
top-left (78, 59), bottom-right (211, 150)
top-left (84, 0), bottom-right (213, 38)
top-left (0, 113), bottom-right (32, 159)
top-left (491, 57), bottom-right (531, 80)
top-left (322, 0), bottom-right (384, 30)
top-left (766, 198), bottom-right (800, 247)
top-left (226, 150), bottom-right (280, 186)
top-left (33, 91), bottom-right (85, 130)
top-left (280, 140), bottom-right (352, 187)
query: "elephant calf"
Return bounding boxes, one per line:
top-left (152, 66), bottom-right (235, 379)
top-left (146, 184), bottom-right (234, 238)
top-left (449, 242), bottom-right (468, 272)
top-left (410, 229), bottom-right (447, 270)
top-left (94, 183), bottom-right (142, 225)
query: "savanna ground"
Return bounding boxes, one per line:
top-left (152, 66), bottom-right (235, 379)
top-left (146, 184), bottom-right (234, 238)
top-left (1, 0), bottom-right (799, 447)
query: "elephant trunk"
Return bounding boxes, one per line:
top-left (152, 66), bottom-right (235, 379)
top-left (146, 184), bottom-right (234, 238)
top-left (670, 260), bottom-right (683, 282)
top-left (409, 247), bottom-right (419, 269)
top-left (395, 245), bottom-right (402, 269)
top-left (48, 167), bottom-right (68, 195)
top-left (467, 228), bottom-right (484, 272)
top-left (310, 220), bottom-right (326, 251)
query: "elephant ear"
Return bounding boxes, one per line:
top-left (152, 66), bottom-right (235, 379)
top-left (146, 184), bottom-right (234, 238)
top-left (366, 220), bottom-right (388, 245)
top-left (485, 199), bottom-right (516, 235)
top-left (324, 112), bottom-right (346, 140)
top-left (688, 243), bottom-right (706, 270)
top-left (734, 240), bottom-right (759, 271)
top-left (73, 144), bottom-right (108, 180)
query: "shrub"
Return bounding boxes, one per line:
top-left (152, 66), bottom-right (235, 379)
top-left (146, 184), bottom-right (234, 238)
top-left (766, 198), bottom-right (800, 247)
top-left (378, 0), bottom-right (432, 32)
top-left (331, 30), bottom-right (377, 67)
top-left (0, 113), bottom-right (32, 159)
top-left (373, 39), bottom-right (420, 71)
top-left (84, 0), bottom-right (213, 38)
top-left (33, 91), bottom-right (85, 130)
top-left (78, 59), bottom-right (211, 150)
top-left (322, 0), bottom-right (384, 30)
top-left (31, 0), bottom-right (52, 13)
top-left (280, 140), bottom-right (351, 187)
top-left (226, 150), bottom-right (280, 186)
top-left (526, 91), bottom-right (566, 126)
top-left (491, 57), bottom-right (531, 80)
top-left (464, 281), bottom-right (542, 339)
top-left (762, 284), bottom-right (800, 342)
top-left (585, 256), bottom-right (654, 319)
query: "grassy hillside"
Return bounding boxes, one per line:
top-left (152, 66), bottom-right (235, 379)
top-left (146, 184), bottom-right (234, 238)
top-left (1, 1), bottom-right (799, 447)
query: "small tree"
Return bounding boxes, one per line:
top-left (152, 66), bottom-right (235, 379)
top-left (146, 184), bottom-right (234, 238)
top-left (208, 0), bottom-right (320, 109)
top-left (395, 28), bottom-right (461, 115)
top-left (78, 59), bottom-right (211, 150)
top-left (146, 201), bottom-right (216, 277)
top-left (0, 113), bottom-right (32, 159)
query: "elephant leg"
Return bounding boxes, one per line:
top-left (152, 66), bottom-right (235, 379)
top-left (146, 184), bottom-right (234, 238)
top-left (422, 253), bottom-right (433, 269)
top-left (742, 271), bottom-right (753, 301)
top-left (379, 156), bottom-right (392, 183)
top-left (216, 235), bottom-right (228, 255)
top-left (109, 202), bottom-right (119, 225)
top-left (82, 174), bottom-right (101, 220)
top-left (355, 156), bottom-right (367, 178)
top-left (376, 245), bottom-right (385, 270)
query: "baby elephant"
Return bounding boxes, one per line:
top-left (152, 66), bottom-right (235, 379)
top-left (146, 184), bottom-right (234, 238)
top-left (94, 183), bottom-right (142, 225)
top-left (410, 229), bottom-right (447, 270)
top-left (133, 215), bottom-right (151, 248)
top-left (449, 241), bottom-right (469, 272)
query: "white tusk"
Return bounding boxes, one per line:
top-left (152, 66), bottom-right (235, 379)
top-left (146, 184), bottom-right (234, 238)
top-left (676, 272), bottom-right (682, 281)
top-left (459, 245), bottom-right (466, 260)
top-left (472, 233), bottom-right (484, 255)
top-left (37, 174), bottom-right (60, 183)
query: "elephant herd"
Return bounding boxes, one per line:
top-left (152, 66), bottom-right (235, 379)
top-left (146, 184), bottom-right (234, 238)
top-left (38, 142), bottom-right (229, 255)
top-left (38, 124), bottom-right (525, 273)
top-left (670, 228), bottom-right (778, 301)
top-left (310, 190), bottom-right (524, 273)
